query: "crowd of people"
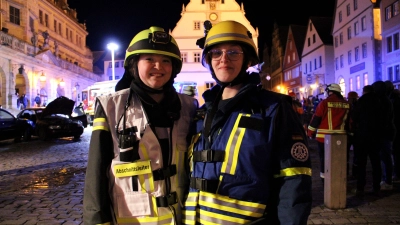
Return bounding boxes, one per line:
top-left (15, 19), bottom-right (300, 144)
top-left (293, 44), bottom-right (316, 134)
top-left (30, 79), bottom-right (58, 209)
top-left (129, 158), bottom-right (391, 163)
top-left (303, 81), bottom-right (400, 197)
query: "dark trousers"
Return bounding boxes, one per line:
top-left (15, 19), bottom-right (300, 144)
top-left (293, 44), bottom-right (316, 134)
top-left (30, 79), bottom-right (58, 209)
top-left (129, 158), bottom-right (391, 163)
top-left (318, 141), bottom-right (325, 177)
top-left (347, 134), bottom-right (357, 177)
top-left (393, 136), bottom-right (400, 178)
top-left (354, 138), bottom-right (382, 191)
top-left (380, 140), bottom-right (393, 184)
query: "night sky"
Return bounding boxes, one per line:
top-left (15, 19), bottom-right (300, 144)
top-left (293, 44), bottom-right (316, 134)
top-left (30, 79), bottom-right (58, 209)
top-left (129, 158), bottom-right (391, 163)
top-left (68, 0), bottom-right (336, 55)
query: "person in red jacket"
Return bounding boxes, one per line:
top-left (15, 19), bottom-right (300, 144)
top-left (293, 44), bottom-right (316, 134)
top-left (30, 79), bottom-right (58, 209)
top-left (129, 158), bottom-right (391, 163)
top-left (307, 83), bottom-right (350, 180)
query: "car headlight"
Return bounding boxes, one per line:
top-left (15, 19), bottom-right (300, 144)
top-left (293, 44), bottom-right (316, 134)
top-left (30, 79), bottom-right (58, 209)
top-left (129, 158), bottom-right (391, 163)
top-left (49, 125), bottom-right (62, 129)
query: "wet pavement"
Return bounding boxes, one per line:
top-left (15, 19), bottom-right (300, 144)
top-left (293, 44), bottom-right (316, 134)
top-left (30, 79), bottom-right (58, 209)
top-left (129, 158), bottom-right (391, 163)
top-left (0, 127), bottom-right (399, 224)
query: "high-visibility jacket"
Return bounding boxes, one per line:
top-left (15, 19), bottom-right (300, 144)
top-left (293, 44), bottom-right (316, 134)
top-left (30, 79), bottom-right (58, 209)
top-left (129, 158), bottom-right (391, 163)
top-left (182, 82), bottom-right (312, 224)
top-left (307, 94), bottom-right (349, 143)
top-left (83, 88), bottom-right (197, 225)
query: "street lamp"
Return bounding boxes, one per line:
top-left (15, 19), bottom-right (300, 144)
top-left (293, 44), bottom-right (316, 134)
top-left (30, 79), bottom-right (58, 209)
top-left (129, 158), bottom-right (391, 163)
top-left (107, 43), bottom-right (118, 80)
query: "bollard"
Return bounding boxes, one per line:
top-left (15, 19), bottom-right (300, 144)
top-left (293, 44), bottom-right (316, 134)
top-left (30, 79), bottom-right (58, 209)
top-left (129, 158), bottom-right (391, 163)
top-left (324, 134), bottom-right (347, 209)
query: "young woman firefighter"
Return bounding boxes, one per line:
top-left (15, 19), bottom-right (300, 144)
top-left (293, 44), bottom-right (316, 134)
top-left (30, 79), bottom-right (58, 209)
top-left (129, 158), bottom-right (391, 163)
top-left (182, 20), bottom-right (312, 225)
top-left (83, 26), bottom-right (198, 225)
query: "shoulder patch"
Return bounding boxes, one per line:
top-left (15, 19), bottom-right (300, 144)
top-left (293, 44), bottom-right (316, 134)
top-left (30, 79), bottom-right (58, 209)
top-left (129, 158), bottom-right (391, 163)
top-left (291, 142), bottom-right (309, 162)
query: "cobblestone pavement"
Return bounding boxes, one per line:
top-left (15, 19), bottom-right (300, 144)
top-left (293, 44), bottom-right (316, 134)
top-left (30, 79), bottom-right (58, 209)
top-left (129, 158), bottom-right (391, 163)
top-left (0, 127), bottom-right (399, 224)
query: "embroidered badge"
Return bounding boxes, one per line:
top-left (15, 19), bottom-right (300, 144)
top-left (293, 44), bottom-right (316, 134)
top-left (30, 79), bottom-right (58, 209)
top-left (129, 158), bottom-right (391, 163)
top-left (291, 142), bottom-right (309, 162)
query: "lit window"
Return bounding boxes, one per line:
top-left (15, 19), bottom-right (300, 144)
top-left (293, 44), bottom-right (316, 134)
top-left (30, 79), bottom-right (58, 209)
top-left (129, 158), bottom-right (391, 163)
top-left (349, 78), bottom-right (353, 91)
top-left (340, 55), bottom-right (344, 68)
top-left (363, 73), bottom-right (368, 86)
top-left (356, 75), bottom-right (360, 90)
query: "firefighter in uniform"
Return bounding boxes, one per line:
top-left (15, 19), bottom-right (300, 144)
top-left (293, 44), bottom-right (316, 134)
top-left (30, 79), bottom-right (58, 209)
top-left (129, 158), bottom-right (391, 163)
top-left (83, 26), bottom-right (198, 225)
top-left (182, 20), bottom-right (312, 224)
top-left (307, 83), bottom-right (349, 179)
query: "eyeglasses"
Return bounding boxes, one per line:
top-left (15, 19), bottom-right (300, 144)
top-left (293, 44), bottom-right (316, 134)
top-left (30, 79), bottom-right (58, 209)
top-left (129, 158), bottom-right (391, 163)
top-left (208, 49), bottom-right (243, 61)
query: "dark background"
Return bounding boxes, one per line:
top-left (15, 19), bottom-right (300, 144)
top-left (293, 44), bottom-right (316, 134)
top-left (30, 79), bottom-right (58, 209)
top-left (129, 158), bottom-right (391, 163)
top-left (68, 0), bottom-right (336, 56)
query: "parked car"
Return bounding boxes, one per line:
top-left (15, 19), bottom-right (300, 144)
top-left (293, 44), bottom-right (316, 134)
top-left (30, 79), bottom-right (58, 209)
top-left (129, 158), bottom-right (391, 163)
top-left (0, 108), bottom-right (33, 142)
top-left (16, 107), bottom-right (45, 130)
top-left (27, 96), bottom-right (85, 141)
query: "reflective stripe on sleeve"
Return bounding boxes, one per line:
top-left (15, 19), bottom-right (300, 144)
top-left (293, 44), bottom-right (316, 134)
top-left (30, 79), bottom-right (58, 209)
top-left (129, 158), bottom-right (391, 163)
top-left (92, 118), bottom-right (109, 131)
top-left (274, 167), bottom-right (312, 178)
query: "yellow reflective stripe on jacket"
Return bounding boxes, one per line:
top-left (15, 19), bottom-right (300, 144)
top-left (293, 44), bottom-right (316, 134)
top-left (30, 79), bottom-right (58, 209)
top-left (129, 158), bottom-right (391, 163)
top-left (198, 209), bottom-right (249, 225)
top-left (199, 191), bottom-right (265, 217)
top-left (221, 113), bottom-right (250, 175)
top-left (274, 167), bottom-right (312, 178)
top-left (92, 118), bottom-right (109, 131)
top-left (116, 213), bottom-right (174, 224)
top-left (138, 142), bottom-right (158, 217)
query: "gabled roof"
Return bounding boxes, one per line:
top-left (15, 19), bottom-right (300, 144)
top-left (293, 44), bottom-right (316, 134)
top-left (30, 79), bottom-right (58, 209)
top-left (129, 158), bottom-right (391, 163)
top-left (310, 17), bottom-right (333, 45)
top-left (290, 24), bottom-right (307, 57)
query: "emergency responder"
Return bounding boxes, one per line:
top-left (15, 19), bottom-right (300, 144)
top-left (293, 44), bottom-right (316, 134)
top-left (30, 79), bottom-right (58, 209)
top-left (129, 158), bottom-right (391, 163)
top-left (183, 20), bottom-right (312, 224)
top-left (307, 83), bottom-right (350, 180)
top-left (83, 26), bottom-right (198, 225)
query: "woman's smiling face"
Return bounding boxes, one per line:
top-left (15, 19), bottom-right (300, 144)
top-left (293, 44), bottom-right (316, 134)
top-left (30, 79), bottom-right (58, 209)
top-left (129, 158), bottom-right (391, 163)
top-left (137, 54), bottom-right (173, 90)
top-left (209, 43), bottom-right (244, 83)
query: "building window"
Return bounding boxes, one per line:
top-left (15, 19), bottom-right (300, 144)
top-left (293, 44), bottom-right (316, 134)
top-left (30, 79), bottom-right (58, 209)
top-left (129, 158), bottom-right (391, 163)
top-left (355, 46), bottom-right (360, 61)
top-left (314, 58), bottom-right (317, 69)
top-left (58, 23), bottom-right (62, 36)
top-left (309, 61), bottom-right (312, 72)
top-left (181, 53), bottom-right (187, 63)
top-left (319, 56), bottom-right (322, 68)
top-left (194, 21), bottom-right (201, 30)
top-left (339, 11), bottom-right (342, 22)
top-left (29, 17), bottom-right (34, 32)
top-left (354, 21), bottom-right (359, 35)
top-left (354, 0), bottom-right (358, 10)
top-left (348, 50), bottom-right (352, 65)
top-left (347, 27), bottom-right (352, 40)
top-left (45, 14), bottom-right (49, 27)
top-left (363, 73), bottom-right (368, 86)
top-left (309, 22), bottom-right (312, 31)
top-left (313, 34), bottom-right (316, 43)
top-left (362, 43), bottom-right (367, 58)
top-left (287, 55), bottom-right (291, 63)
top-left (70, 30), bottom-right (72, 42)
top-left (385, 1), bottom-right (399, 21)
top-left (340, 55), bottom-right (344, 68)
top-left (292, 52), bottom-right (296, 61)
top-left (54, 20), bottom-right (57, 32)
top-left (395, 65), bottom-right (400, 81)
top-left (194, 52), bottom-right (201, 63)
top-left (39, 10), bottom-right (43, 24)
top-left (108, 62), bottom-right (112, 68)
top-left (335, 57), bottom-right (339, 70)
top-left (9, 6), bottom-right (20, 25)
top-left (334, 36), bottom-right (338, 47)
top-left (205, 82), bottom-right (215, 89)
top-left (66, 28), bottom-right (69, 40)
top-left (387, 36), bottom-right (393, 53)
top-left (115, 61), bottom-right (119, 68)
top-left (340, 32), bottom-right (343, 45)
top-left (394, 33), bottom-right (399, 51)
top-left (304, 64), bottom-right (307, 74)
top-left (349, 78), bottom-right (353, 91)
top-left (307, 38), bottom-right (310, 47)
top-left (361, 16), bottom-right (366, 31)
top-left (347, 4), bottom-right (351, 16)
top-left (356, 75), bottom-right (361, 90)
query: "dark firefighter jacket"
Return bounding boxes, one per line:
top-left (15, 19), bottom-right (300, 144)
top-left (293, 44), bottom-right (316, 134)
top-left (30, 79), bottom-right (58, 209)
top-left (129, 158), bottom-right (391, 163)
top-left (182, 74), bottom-right (312, 225)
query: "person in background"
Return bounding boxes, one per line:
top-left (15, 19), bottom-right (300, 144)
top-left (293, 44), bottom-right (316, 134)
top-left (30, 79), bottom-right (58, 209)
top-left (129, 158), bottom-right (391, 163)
top-left (307, 83), bottom-right (349, 181)
top-left (19, 94), bottom-right (27, 110)
top-left (385, 81), bottom-right (400, 183)
top-left (372, 81), bottom-right (396, 191)
top-left (83, 26), bottom-right (198, 225)
top-left (34, 94), bottom-right (41, 107)
top-left (351, 85), bottom-right (383, 196)
top-left (182, 85), bottom-right (199, 108)
top-left (289, 92), bottom-right (304, 124)
top-left (183, 20), bottom-right (312, 224)
top-left (346, 91), bottom-right (359, 179)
